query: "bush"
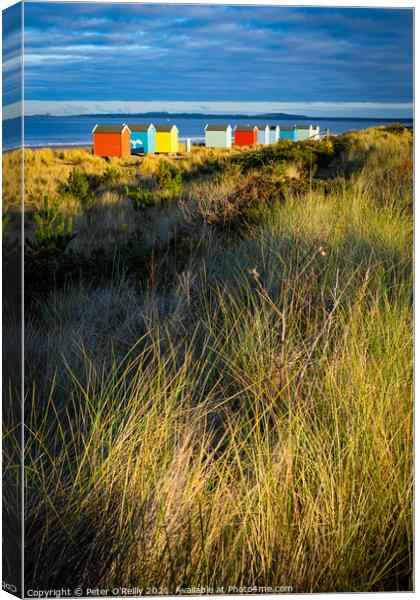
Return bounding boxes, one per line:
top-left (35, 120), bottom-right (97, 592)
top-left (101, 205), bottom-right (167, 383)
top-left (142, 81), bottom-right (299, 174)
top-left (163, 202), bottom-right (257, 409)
top-left (114, 231), bottom-right (151, 281)
top-left (230, 147), bottom-right (276, 172)
top-left (26, 196), bottom-right (76, 256)
top-left (156, 161), bottom-right (183, 199)
top-left (25, 229), bottom-right (151, 298)
top-left (299, 137), bottom-right (336, 167)
top-left (101, 166), bottom-right (122, 185)
top-left (60, 168), bottom-right (96, 212)
top-left (25, 197), bottom-right (78, 297)
top-left (124, 186), bottom-right (155, 211)
top-left (60, 168), bottom-right (90, 199)
top-left (382, 123), bottom-right (410, 135)
top-left (190, 171), bottom-right (282, 233)
top-left (229, 139), bottom-right (335, 176)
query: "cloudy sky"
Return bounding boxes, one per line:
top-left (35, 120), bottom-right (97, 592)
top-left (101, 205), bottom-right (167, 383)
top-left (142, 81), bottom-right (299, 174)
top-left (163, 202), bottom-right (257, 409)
top-left (4, 2), bottom-right (414, 117)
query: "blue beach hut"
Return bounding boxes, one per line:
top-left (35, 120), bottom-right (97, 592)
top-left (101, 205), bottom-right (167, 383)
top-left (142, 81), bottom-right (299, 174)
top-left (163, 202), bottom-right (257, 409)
top-left (278, 126), bottom-right (296, 141)
top-left (257, 125), bottom-right (269, 145)
top-left (126, 123), bottom-right (156, 154)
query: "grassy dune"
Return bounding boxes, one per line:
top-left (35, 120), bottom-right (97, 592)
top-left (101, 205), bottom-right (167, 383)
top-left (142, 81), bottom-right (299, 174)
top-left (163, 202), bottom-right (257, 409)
top-left (3, 126), bottom-right (413, 592)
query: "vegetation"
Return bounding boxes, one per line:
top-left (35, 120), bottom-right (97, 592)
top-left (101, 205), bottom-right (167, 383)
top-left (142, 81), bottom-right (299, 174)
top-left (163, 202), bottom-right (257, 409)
top-left (26, 195), bottom-right (76, 255)
top-left (156, 159), bottom-right (184, 198)
top-left (124, 185), bottom-right (156, 211)
top-left (101, 165), bottom-right (122, 185)
top-left (2, 125), bottom-right (413, 592)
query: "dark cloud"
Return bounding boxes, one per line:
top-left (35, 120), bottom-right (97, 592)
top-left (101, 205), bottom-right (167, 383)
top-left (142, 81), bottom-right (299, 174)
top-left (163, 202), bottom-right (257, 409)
top-left (16, 3), bottom-right (414, 106)
top-left (2, 2), bottom-right (23, 106)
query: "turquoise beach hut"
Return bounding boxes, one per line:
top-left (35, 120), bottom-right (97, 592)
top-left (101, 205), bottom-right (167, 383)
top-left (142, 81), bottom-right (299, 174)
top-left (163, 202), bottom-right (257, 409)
top-left (257, 125), bottom-right (269, 145)
top-left (268, 125), bottom-right (279, 144)
top-left (279, 126), bottom-right (296, 141)
top-left (126, 123), bottom-right (156, 154)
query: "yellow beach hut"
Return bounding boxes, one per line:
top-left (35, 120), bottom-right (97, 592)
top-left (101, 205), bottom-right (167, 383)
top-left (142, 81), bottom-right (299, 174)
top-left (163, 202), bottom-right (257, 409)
top-left (155, 124), bottom-right (179, 153)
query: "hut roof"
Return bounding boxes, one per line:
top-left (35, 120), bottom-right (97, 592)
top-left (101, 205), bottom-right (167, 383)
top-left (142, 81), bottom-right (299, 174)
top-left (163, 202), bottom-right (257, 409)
top-left (269, 125), bottom-right (279, 130)
top-left (205, 124), bottom-right (231, 131)
top-left (279, 126), bottom-right (295, 131)
top-left (256, 125), bottom-right (269, 130)
top-left (126, 123), bottom-right (154, 132)
top-left (296, 124), bottom-right (311, 129)
top-left (155, 124), bottom-right (178, 132)
top-left (235, 125), bottom-right (257, 132)
top-left (92, 124), bottom-right (130, 134)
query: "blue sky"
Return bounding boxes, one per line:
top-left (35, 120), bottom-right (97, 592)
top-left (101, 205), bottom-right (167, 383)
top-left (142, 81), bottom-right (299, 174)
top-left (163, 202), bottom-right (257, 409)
top-left (4, 2), bottom-right (414, 117)
top-left (2, 1), bottom-right (22, 107)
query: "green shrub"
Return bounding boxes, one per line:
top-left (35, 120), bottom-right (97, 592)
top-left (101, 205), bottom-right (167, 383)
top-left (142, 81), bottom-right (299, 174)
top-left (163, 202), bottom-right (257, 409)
top-left (101, 166), bottom-right (122, 185)
top-left (60, 168), bottom-right (90, 199)
top-left (60, 168), bottom-right (96, 212)
top-left (156, 161), bottom-right (183, 198)
top-left (24, 197), bottom-right (78, 297)
top-left (192, 172), bottom-right (282, 233)
top-left (229, 140), bottom-right (334, 176)
top-left (25, 229), bottom-right (151, 297)
top-left (382, 123), bottom-right (410, 135)
top-left (124, 185), bottom-right (155, 211)
top-left (114, 231), bottom-right (151, 281)
top-left (299, 137), bottom-right (336, 167)
top-left (26, 196), bottom-right (76, 256)
top-left (230, 147), bottom-right (276, 172)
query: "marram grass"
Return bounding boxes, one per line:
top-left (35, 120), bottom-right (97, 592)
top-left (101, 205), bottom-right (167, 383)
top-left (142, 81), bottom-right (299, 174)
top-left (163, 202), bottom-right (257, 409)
top-left (4, 127), bottom-right (412, 592)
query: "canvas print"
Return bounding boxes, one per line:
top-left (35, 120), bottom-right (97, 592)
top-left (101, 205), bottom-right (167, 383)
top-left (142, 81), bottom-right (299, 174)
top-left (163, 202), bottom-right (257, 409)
top-left (2, 1), bottom-right (413, 596)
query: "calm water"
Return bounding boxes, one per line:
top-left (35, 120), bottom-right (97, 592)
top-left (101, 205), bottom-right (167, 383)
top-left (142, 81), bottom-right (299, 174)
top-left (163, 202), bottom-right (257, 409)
top-left (2, 114), bottom-right (413, 151)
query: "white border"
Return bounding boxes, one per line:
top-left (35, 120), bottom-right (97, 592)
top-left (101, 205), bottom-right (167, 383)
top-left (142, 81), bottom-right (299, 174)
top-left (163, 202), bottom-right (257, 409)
top-left (0, 2), bottom-right (415, 600)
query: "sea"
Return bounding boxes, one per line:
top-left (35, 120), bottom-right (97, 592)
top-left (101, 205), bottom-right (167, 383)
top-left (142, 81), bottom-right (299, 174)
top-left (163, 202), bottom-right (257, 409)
top-left (2, 114), bottom-right (414, 151)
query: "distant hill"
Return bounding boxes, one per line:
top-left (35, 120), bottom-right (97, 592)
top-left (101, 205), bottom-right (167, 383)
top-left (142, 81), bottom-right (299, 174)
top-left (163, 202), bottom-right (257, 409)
top-left (34, 111), bottom-right (310, 120)
top-left (29, 111), bottom-right (412, 122)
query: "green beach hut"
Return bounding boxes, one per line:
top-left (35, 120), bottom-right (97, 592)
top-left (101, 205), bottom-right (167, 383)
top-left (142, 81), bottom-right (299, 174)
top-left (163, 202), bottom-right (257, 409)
top-left (204, 124), bottom-right (232, 148)
top-left (268, 125), bottom-right (279, 144)
top-left (295, 125), bottom-right (312, 141)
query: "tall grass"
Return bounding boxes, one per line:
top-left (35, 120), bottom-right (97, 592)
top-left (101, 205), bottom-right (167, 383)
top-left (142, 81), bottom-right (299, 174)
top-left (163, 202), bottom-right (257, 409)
top-left (5, 127), bottom-right (413, 592)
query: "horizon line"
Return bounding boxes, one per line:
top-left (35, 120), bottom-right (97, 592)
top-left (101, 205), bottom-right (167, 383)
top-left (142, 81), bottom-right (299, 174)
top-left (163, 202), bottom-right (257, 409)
top-left (2, 100), bottom-right (413, 121)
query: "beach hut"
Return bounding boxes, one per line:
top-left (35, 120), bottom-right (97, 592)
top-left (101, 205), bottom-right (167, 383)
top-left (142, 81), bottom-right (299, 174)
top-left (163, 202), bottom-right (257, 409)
top-left (268, 125), bottom-right (279, 144)
top-left (278, 126), bottom-right (297, 141)
top-left (295, 124), bottom-right (319, 141)
top-left (155, 124), bottom-right (179, 153)
top-left (295, 125), bottom-right (311, 141)
top-left (205, 124), bottom-right (232, 148)
top-left (257, 125), bottom-right (270, 145)
top-left (234, 125), bottom-right (258, 147)
top-left (311, 125), bottom-right (320, 140)
top-left (126, 123), bottom-right (156, 154)
top-left (92, 124), bottom-right (131, 157)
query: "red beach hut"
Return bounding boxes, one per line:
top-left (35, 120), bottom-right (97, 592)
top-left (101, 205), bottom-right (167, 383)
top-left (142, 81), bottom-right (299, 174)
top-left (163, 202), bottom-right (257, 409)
top-left (92, 124), bottom-right (131, 157)
top-left (234, 125), bottom-right (258, 147)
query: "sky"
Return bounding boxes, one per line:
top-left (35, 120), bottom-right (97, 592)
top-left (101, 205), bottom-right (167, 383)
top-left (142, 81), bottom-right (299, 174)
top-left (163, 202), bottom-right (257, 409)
top-left (3, 2), bottom-right (414, 118)
top-left (2, 1), bottom-right (22, 108)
